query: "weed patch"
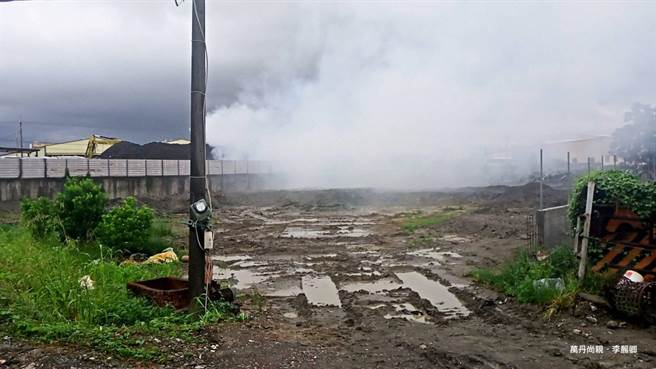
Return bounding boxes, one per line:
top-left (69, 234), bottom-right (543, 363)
top-left (470, 247), bottom-right (599, 314)
top-left (401, 207), bottom-right (463, 234)
top-left (0, 227), bottom-right (243, 361)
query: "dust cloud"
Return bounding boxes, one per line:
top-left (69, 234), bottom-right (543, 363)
top-left (204, 2), bottom-right (656, 189)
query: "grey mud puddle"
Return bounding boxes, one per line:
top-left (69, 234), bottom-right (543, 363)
top-left (301, 275), bottom-right (342, 307)
top-left (396, 271), bottom-right (470, 319)
top-left (215, 268), bottom-right (272, 290)
top-left (406, 248), bottom-right (462, 262)
top-left (384, 302), bottom-right (429, 324)
top-left (213, 255), bottom-right (252, 263)
top-left (340, 278), bottom-right (402, 293)
top-left (281, 226), bottom-right (372, 239)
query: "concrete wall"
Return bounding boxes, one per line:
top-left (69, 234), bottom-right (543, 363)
top-left (0, 174), bottom-right (275, 203)
top-left (536, 205), bottom-right (570, 249)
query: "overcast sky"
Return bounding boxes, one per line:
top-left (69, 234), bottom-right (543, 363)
top-left (2, 1), bottom-right (656, 187)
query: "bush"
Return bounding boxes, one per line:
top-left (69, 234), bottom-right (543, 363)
top-left (20, 197), bottom-right (60, 239)
top-left (471, 246), bottom-right (579, 305)
top-left (57, 177), bottom-right (108, 240)
top-left (97, 197), bottom-right (154, 254)
top-left (568, 170), bottom-right (656, 231)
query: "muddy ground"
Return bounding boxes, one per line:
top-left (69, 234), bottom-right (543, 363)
top-left (2, 183), bottom-right (656, 369)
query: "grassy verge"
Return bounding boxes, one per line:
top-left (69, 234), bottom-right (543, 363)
top-left (401, 206), bottom-right (464, 234)
top-left (0, 226), bottom-right (243, 361)
top-left (470, 246), bottom-right (612, 318)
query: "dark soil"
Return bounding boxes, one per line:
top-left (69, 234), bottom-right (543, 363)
top-left (3, 184), bottom-right (655, 369)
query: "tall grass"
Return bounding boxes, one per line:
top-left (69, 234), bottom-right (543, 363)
top-left (0, 226), bottom-right (241, 360)
top-left (470, 247), bottom-right (580, 305)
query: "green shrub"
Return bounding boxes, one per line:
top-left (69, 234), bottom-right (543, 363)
top-left (57, 177), bottom-right (108, 240)
top-left (568, 170), bottom-right (656, 231)
top-left (471, 246), bottom-right (580, 305)
top-left (20, 197), bottom-right (60, 239)
top-left (97, 197), bottom-right (154, 254)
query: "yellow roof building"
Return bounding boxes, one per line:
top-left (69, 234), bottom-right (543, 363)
top-left (30, 135), bottom-right (121, 158)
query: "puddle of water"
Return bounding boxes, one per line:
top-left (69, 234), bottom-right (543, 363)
top-left (283, 312), bottom-right (298, 319)
top-left (406, 248), bottom-right (462, 261)
top-left (293, 267), bottom-right (316, 274)
top-left (281, 226), bottom-right (372, 239)
top-left (384, 302), bottom-right (429, 323)
top-left (215, 267), bottom-right (273, 290)
top-left (384, 313), bottom-right (429, 324)
top-left (395, 271), bottom-right (470, 319)
top-left (212, 255), bottom-right (252, 263)
top-left (263, 280), bottom-right (304, 297)
top-left (306, 253), bottom-right (338, 259)
top-left (439, 234), bottom-right (471, 243)
top-left (233, 260), bottom-right (268, 268)
top-left (340, 278), bottom-right (402, 293)
top-left (301, 275), bottom-right (342, 307)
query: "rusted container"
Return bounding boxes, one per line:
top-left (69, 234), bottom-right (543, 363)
top-left (127, 277), bottom-right (190, 310)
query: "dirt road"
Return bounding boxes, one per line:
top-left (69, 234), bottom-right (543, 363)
top-left (3, 184), bottom-right (656, 368)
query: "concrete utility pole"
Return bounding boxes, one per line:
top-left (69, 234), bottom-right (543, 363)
top-left (539, 148), bottom-right (543, 210)
top-left (19, 120), bottom-right (23, 158)
top-left (188, 0), bottom-right (207, 304)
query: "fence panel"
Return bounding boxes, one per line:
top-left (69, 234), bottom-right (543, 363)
top-left (21, 159), bottom-right (45, 178)
top-left (208, 160), bottom-right (221, 175)
top-left (46, 159), bottom-right (66, 178)
top-left (66, 159), bottom-right (89, 177)
top-left (89, 159), bottom-right (109, 177)
top-left (146, 160), bottom-right (163, 176)
top-left (127, 160), bottom-right (146, 177)
top-left (162, 160), bottom-right (179, 176)
top-left (222, 160), bottom-right (236, 174)
top-left (236, 160), bottom-right (248, 174)
top-left (0, 158), bottom-right (20, 178)
top-left (109, 159), bottom-right (127, 177)
top-left (0, 158), bottom-right (270, 178)
top-left (178, 160), bottom-right (190, 176)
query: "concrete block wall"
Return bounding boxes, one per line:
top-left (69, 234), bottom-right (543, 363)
top-left (536, 205), bottom-right (571, 249)
top-left (0, 174), bottom-right (277, 204)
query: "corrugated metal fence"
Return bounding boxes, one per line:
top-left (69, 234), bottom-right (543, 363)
top-left (0, 158), bottom-right (272, 179)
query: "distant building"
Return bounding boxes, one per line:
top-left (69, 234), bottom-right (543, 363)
top-left (28, 135), bottom-right (121, 158)
top-left (543, 135), bottom-right (621, 165)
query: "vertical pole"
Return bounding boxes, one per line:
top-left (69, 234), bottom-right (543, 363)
top-left (43, 158), bottom-right (47, 178)
top-left (145, 159), bottom-right (148, 177)
top-left (161, 159), bottom-right (164, 176)
top-left (18, 157), bottom-right (22, 178)
top-left (578, 182), bottom-right (596, 280)
top-left (125, 159), bottom-right (129, 177)
top-left (567, 151), bottom-right (570, 176)
top-left (188, 0), bottom-right (207, 304)
top-left (87, 158), bottom-right (90, 177)
top-left (19, 120), bottom-right (23, 158)
top-left (601, 155), bottom-right (604, 170)
top-left (613, 155), bottom-right (617, 169)
top-left (107, 159), bottom-right (111, 177)
top-left (177, 159), bottom-right (181, 176)
top-left (587, 157), bottom-right (591, 175)
top-left (539, 148), bottom-right (543, 210)
top-left (220, 155), bottom-right (224, 191)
